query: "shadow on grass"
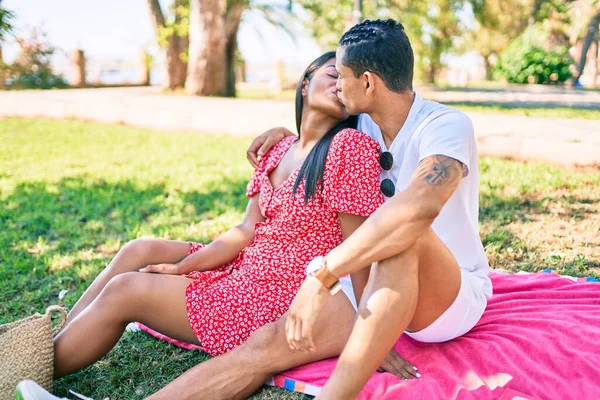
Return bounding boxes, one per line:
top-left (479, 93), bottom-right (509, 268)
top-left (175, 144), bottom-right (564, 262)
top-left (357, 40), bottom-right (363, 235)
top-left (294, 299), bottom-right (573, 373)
top-left (479, 192), bottom-right (596, 225)
top-left (1, 174), bottom-right (304, 399)
top-left (480, 190), bottom-right (599, 278)
top-left (0, 175), bottom-right (248, 321)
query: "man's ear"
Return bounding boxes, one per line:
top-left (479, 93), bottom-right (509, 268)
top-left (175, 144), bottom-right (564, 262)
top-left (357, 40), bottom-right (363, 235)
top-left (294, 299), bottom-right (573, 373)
top-left (363, 72), bottom-right (375, 96)
top-left (301, 79), bottom-right (309, 97)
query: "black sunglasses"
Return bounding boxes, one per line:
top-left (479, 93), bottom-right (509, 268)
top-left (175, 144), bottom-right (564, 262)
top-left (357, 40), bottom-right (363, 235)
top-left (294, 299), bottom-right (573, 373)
top-left (379, 151), bottom-right (395, 197)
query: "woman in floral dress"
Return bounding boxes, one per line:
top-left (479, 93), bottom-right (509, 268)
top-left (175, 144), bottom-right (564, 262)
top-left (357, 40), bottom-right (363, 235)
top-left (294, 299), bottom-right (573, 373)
top-left (51, 52), bottom-right (384, 377)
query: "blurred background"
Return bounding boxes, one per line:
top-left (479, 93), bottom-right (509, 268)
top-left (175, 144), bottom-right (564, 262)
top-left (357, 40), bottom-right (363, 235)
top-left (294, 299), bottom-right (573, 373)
top-left (0, 0), bottom-right (598, 93)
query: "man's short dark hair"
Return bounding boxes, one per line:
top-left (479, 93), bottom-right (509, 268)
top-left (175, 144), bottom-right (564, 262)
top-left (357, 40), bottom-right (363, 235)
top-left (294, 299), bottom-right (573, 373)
top-left (339, 19), bottom-right (414, 93)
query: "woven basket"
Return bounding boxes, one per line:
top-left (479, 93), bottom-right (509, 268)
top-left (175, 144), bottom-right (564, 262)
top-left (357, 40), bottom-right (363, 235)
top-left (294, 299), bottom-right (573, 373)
top-left (0, 305), bottom-right (67, 399)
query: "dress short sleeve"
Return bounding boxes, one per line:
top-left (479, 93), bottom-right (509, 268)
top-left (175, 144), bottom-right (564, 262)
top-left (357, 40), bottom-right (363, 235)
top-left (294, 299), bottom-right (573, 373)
top-left (322, 129), bottom-right (383, 216)
top-left (245, 136), bottom-right (296, 198)
top-left (246, 156), bottom-right (267, 198)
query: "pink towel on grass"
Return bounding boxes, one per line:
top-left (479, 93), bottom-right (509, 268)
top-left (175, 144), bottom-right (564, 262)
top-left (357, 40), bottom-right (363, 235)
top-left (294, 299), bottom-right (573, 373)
top-left (139, 271), bottom-right (600, 399)
top-left (272, 271), bottom-right (600, 399)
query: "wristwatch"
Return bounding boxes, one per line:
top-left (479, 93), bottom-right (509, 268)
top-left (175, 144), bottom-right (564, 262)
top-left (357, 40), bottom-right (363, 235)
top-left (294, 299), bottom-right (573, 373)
top-left (306, 256), bottom-right (342, 295)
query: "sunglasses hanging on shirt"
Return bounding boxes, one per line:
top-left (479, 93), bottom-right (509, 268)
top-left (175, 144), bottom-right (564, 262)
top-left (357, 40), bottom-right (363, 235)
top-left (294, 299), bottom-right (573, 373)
top-left (379, 151), bottom-right (396, 197)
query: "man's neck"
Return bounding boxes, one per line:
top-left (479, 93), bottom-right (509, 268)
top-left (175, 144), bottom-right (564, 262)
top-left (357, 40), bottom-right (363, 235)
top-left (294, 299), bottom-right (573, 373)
top-left (368, 90), bottom-right (415, 148)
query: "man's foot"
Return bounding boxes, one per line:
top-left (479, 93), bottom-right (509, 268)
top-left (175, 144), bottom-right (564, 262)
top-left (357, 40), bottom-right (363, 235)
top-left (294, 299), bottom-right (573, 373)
top-left (15, 380), bottom-right (68, 400)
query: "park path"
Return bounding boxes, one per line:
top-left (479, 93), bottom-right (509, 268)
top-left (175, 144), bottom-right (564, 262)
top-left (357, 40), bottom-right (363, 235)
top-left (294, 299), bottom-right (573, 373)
top-left (416, 84), bottom-right (600, 109)
top-left (0, 87), bottom-right (598, 166)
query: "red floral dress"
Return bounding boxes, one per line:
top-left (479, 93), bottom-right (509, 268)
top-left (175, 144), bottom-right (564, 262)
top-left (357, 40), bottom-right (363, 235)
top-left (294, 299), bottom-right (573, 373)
top-left (185, 129), bottom-right (383, 356)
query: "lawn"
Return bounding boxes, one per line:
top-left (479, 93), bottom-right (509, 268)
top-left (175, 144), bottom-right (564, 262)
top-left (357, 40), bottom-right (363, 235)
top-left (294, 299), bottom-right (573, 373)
top-left (1, 118), bottom-right (599, 399)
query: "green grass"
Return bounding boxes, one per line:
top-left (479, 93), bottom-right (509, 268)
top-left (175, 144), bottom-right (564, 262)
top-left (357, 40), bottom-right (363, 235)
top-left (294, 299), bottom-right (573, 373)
top-left (1, 118), bottom-right (599, 398)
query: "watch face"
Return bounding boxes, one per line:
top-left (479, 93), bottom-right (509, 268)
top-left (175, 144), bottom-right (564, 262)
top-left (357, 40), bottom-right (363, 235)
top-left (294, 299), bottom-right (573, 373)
top-left (306, 257), bottom-right (324, 274)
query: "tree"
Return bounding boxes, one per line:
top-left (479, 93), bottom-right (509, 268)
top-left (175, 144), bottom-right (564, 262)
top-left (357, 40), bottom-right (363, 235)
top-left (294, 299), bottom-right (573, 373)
top-left (4, 28), bottom-right (68, 89)
top-left (185, 0), bottom-right (227, 95)
top-left (466, 0), bottom-right (530, 80)
top-left (297, 0), bottom-right (464, 84)
top-left (146, 0), bottom-right (189, 90)
top-left (387, 0), bottom-right (463, 84)
top-left (0, 0), bottom-right (15, 89)
top-left (186, 0), bottom-right (294, 97)
top-left (224, 1), bottom-right (245, 96)
top-left (494, 25), bottom-right (573, 84)
top-left (572, 1), bottom-right (600, 85)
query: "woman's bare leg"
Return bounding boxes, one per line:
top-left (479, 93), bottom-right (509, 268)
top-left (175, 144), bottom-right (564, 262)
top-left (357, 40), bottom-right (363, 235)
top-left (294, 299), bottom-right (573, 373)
top-left (66, 238), bottom-right (191, 325)
top-left (54, 272), bottom-right (198, 378)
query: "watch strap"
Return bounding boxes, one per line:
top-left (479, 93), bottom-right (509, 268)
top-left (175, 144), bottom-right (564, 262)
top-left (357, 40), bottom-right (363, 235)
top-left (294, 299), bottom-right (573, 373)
top-left (314, 265), bottom-right (339, 290)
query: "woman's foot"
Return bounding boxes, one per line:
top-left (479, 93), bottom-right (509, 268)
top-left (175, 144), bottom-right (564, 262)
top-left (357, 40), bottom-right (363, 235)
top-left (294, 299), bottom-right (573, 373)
top-left (15, 380), bottom-right (67, 400)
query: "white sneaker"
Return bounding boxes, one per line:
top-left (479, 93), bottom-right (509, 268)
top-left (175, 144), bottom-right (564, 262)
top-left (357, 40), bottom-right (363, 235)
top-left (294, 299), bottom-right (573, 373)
top-left (15, 380), bottom-right (68, 400)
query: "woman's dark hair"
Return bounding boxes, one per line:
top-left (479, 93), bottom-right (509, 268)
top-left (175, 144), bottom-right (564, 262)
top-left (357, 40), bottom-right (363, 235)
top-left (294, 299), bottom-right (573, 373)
top-left (292, 51), bottom-right (358, 203)
top-left (339, 19), bottom-right (414, 93)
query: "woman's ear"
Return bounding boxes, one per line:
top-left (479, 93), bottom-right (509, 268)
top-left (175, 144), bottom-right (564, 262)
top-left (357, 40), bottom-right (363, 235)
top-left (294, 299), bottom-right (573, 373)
top-left (301, 78), bottom-right (309, 97)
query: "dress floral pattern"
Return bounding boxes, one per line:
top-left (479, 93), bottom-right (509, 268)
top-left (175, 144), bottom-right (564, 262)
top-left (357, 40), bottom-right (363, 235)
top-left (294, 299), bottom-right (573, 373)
top-left (185, 129), bottom-right (383, 356)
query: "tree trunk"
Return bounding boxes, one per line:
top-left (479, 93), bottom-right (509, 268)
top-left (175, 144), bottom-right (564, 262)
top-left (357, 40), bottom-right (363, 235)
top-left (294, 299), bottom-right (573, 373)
top-left (427, 64), bottom-right (437, 84)
top-left (529, 0), bottom-right (544, 25)
top-left (572, 7), bottom-right (600, 86)
top-left (165, 34), bottom-right (188, 89)
top-left (186, 0), bottom-right (226, 96)
top-left (0, 46), bottom-right (5, 90)
top-left (483, 55), bottom-right (493, 81)
top-left (594, 33), bottom-right (599, 88)
top-left (224, 2), bottom-right (244, 97)
top-left (146, 0), bottom-right (188, 90)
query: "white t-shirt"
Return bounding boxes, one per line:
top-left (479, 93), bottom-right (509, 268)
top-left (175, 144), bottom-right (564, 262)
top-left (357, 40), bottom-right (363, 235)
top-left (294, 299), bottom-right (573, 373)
top-left (358, 93), bottom-right (492, 298)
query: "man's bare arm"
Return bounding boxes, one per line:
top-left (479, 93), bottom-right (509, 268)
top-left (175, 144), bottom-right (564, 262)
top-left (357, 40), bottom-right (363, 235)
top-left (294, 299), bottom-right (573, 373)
top-left (325, 155), bottom-right (464, 277)
top-left (246, 127), bottom-right (296, 168)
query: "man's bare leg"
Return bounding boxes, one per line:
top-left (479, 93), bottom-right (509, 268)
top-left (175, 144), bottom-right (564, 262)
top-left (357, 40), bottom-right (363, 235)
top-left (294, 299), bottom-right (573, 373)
top-left (148, 290), bottom-right (357, 400)
top-left (66, 238), bottom-right (191, 325)
top-left (319, 228), bottom-right (461, 399)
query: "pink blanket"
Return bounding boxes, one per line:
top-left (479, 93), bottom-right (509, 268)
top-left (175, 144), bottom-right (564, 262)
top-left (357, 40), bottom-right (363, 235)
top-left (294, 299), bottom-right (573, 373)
top-left (270, 271), bottom-right (600, 399)
top-left (139, 271), bottom-right (600, 399)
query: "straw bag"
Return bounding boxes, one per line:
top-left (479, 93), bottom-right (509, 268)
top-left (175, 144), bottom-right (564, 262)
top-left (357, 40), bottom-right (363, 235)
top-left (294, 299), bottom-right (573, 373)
top-left (0, 305), bottom-right (67, 399)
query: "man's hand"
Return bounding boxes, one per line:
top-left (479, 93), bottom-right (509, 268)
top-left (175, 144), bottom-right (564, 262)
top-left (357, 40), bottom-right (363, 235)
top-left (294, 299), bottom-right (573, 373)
top-left (377, 348), bottom-right (421, 380)
top-left (285, 276), bottom-right (329, 352)
top-left (247, 127), bottom-right (295, 168)
top-left (139, 263), bottom-right (184, 275)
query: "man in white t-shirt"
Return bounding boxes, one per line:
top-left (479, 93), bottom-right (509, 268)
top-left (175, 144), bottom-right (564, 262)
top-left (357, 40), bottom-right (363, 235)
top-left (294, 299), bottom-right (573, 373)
top-left (96, 19), bottom-right (492, 400)
top-left (264, 19), bottom-right (492, 399)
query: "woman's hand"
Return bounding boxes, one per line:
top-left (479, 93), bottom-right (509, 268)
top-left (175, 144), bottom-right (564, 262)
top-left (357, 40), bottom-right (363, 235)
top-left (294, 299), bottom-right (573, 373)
top-left (247, 127), bottom-right (295, 168)
top-left (139, 263), bottom-right (185, 275)
top-left (377, 348), bottom-right (420, 380)
top-left (285, 276), bottom-right (329, 351)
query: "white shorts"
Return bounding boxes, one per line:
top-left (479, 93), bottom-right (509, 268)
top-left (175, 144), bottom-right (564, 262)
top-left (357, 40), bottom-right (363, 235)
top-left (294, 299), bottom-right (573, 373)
top-left (339, 268), bottom-right (488, 343)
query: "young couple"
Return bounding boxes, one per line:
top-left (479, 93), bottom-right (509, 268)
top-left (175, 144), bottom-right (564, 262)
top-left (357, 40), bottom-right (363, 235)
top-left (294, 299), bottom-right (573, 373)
top-left (19, 19), bottom-right (492, 400)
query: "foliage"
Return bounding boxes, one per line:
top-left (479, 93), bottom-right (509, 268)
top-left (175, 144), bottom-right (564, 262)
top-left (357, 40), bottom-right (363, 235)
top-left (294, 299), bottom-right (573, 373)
top-left (2, 118), bottom-right (599, 396)
top-left (463, 0), bottom-right (530, 79)
top-left (294, 0), bottom-right (356, 49)
top-left (157, 0), bottom-right (190, 62)
top-left (494, 25), bottom-right (573, 84)
top-left (403, 0), bottom-right (463, 83)
top-left (295, 0), bottom-right (463, 83)
top-left (0, 1), bottom-right (15, 44)
top-left (2, 29), bottom-right (68, 89)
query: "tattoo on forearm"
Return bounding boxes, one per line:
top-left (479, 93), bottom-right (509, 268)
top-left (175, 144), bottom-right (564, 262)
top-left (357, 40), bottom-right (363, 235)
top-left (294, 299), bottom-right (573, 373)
top-left (421, 155), bottom-right (463, 186)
